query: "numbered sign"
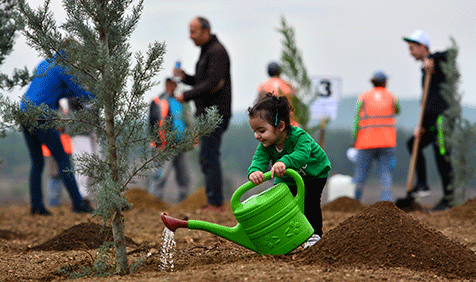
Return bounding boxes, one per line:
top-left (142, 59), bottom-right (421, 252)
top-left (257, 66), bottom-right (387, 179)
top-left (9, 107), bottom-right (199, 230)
top-left (310, 76), bottom-right (342, 120)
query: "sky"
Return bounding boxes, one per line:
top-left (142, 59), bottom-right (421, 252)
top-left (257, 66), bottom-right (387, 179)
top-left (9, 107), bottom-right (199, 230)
top-left (2, 0), bottom-right (476, 114)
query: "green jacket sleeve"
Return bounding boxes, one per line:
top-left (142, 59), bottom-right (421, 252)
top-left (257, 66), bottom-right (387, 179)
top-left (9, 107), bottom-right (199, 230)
top-left (394, 95), bottom-right (401, 114)
top-left (352, 100), bottom-right (362, 142)
top-left (278, 133), bottom-right (312, 169)
top-left (247, 143), bottom-right (271, 176)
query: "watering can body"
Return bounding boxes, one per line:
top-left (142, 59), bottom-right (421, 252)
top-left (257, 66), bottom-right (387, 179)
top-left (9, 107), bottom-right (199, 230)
top-left (187, 169), bottom-right (314, 255)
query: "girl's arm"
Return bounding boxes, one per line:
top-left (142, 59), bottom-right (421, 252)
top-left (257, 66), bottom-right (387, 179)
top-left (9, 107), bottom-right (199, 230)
top-left (270, 161), bottom-right (286, 178)
top-left (247, 143), bottom-right (271, 179)
top-left (249, 171), bottom-right (265, 185)
top-left (278, 133), bottom-right (313, 169)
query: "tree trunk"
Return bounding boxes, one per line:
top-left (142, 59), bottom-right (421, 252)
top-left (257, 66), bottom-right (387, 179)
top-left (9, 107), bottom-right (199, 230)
top-left (112, 210), bottom-right (128, 274)
top-left (98, 13), bottom-right (129, 273)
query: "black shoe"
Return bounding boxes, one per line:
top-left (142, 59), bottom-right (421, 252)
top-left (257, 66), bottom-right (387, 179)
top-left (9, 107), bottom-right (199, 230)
top-left (410, 183), bottom-right (431, 198)
top-left (432, 199), bottom-right (451, 212)
top-left (73, 201), bottom-right (94, 213)
top-left (31, 208), bottom-right (52, 216)
top-left (82, 199), bottom-right (93, 208)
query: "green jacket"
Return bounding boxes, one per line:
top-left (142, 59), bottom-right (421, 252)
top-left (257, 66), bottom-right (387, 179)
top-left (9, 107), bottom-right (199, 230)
top-left (248, 126), bottom-right (331, 185)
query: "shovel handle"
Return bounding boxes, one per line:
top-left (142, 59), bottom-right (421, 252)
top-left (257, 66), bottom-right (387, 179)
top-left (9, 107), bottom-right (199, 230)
top-left (406, 70), bottom-right (432, 192)
top-left (231, 169), bottom-right (305, 213)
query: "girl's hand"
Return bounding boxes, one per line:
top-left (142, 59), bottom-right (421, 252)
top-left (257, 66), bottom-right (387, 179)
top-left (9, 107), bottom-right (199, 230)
top-left (271, 162), bottom-right (286, 178)
top-left (249, 171), bottom-right (264, 185)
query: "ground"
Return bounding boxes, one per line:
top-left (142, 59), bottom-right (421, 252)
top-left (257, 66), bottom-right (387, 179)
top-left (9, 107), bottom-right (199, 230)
top-left (1, 187), bottom-right (476, 282)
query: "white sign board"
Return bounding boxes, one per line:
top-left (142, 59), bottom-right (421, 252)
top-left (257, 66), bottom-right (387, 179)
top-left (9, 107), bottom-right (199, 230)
top-left (310, 76), bottom-right (342, 120)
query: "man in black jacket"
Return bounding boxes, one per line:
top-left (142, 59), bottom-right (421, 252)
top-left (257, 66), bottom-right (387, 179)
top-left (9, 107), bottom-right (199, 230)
top-left (174, 17), bottom-right (231, 211)
top-left (403, 29), bottom-right (453, 211)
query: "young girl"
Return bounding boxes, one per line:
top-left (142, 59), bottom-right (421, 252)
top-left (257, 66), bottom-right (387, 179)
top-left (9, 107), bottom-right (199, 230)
top-left (247, 93), bottom-right (331, 247)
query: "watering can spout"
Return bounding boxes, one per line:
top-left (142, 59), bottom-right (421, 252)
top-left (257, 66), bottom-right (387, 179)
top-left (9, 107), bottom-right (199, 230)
top-left (161, 212), bottom-right (189, 231)
top-left (160, 212), bottom-right (259, 253)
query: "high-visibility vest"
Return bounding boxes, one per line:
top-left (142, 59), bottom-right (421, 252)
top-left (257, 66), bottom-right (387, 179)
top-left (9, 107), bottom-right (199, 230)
top-left (258, 77), bottom-right (294, 99)
top-left (42, 133), bottom-right (74, 156)
top-left (150, 96), bottom-right (170, 148)
top-left (257, 77), bottom-right (299, 127)
top-left (355, 87), bottom-right (397, 149)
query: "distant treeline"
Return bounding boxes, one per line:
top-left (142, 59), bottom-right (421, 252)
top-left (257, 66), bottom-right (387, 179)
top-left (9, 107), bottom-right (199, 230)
top-left (1, 123), bottom-right (475, 188)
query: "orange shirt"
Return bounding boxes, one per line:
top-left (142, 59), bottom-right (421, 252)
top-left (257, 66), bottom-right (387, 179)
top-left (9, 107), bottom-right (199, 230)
top-left (257, 77), bottom-right (299, 127)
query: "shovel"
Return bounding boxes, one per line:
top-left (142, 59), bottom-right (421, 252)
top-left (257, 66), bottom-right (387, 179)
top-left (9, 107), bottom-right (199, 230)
top-left (395, 70), bottom-right (432, 211)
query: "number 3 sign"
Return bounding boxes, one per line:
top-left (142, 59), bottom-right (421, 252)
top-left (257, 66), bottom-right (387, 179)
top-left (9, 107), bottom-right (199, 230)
top-left (310, 76), bottom-right (342, 120)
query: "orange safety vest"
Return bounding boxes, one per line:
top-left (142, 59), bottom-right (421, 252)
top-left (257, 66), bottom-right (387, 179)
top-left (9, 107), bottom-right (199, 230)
top-left (150, 96), bottom-right (170, 148)
top-left (354, 87), bottom-right (397, 149)
top-left (257, 77), bottom-right (299, 127)
top-left (41, 133), bottom-right (74, 156)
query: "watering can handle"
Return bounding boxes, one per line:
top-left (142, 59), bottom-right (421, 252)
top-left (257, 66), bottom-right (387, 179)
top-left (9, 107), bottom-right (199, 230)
top-left (230, 169), bottom-right (306, 214)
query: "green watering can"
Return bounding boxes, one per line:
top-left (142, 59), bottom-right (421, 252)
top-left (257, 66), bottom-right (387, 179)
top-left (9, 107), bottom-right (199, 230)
top-left (161, 169), bottom-right (314, 255)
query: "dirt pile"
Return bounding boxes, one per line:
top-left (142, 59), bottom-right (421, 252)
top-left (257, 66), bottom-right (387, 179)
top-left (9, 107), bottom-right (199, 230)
top-left (295, 201), bottom-right (476, 279)
top-left (175, 187), bottom-right (207, 211)
top-left (321, 196), bottom-right (366, 212)
top-left (445, 197), bottom-right (476, 221)
top-left (31, 222), bottom-right (139, 251)
top-left (124, 187), bottom-right (170, 211)
top-left (0, 229), bottom-right (24, 240)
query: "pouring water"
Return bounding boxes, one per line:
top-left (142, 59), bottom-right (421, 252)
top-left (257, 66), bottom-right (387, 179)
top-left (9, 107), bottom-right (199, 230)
top-left (159, 227), bottom-right (176, 271)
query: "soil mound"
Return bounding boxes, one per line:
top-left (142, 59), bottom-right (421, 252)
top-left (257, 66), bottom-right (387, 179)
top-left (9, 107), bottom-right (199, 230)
top-left (175, 187), bottom-right (207, 211)
top-left (445, 197), bottom-right (476, 221)
top-left (0, 229), bottom-right (24, 240)
top-left (31, 222), bottom-right (139, 251)
top-left (322, 196), bottom-right (365, 212)
top-left (124, 187), bottom-right (170, 211)
top-left (296, 201), bottom-right (476, 279)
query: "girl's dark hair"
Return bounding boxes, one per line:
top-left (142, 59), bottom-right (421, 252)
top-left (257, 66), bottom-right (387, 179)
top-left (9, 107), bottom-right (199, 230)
top-left (248, 93), bottom-right (293, 130)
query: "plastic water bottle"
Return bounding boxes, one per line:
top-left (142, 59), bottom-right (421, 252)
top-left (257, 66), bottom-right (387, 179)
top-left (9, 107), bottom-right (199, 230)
top-left (173, 57), bottom-right (182, 82)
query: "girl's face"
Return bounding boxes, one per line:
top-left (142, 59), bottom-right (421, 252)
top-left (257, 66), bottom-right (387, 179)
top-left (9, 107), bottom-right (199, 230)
top-left (249, 115), bottom-right (286, 148)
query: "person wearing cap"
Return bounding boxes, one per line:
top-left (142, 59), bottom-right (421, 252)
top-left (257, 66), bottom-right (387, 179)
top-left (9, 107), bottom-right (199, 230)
top-left (148, 77), bottom-right (190, 202)
top-left (403, 29), bottom-right (454, 211)
top-left (352, 70), bottom-right (400, 203)
top-left (257, 61), bottom-right (299, 127)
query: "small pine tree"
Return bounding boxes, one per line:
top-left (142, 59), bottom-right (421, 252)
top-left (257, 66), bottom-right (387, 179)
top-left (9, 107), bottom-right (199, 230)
top-left (439, 38), bottom-right (476, 206)
top-left (276, 16), bottom-right (320, 134)
top-left (1, 0), bottom-right (221, 275)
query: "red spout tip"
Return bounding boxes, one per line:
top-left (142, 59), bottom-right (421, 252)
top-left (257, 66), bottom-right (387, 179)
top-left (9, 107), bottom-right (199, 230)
top-left (161, 212), bottom-right (189, 232)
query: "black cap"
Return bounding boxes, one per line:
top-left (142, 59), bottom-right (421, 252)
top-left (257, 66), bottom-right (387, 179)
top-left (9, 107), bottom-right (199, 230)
top-left (267, 61), bottom-right (281, 77)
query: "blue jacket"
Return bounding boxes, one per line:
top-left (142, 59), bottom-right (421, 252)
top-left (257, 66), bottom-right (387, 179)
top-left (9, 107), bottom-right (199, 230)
top-left (165, 96), bottom-right (186, 137)
top-left (149, 93), bottom-right (187, 141)
top-left (20, 54), bottom-right (93, 111)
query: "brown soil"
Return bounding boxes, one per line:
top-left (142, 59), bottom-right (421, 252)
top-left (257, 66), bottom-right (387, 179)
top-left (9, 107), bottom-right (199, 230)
top-left (321, 196), bottom-right (366, 212)
top-left (1, 188), bottom-right (476, 282)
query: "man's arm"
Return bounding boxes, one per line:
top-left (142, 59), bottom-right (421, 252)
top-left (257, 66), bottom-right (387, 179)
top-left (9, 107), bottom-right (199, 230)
top-left (183, 48), bottom-right (228, 101)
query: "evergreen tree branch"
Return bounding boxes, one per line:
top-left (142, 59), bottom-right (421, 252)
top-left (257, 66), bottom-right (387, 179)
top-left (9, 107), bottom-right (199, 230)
top-left (439, 37), bottom-right (476, 205)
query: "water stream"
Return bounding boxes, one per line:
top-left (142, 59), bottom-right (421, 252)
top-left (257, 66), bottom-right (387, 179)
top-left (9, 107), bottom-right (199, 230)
top-left (159, 228), bottom-right (176, 271)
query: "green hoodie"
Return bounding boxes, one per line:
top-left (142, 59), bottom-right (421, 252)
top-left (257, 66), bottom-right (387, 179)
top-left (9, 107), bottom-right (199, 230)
top-left (248, 126), bottom-right (331, 185)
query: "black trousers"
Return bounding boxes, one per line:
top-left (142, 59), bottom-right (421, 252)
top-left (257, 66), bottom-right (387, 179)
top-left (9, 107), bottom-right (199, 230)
top-left (199, 119), bottom-right (229, 206)
top-left (407, 129), bottom-right (453, 197)
top-left (288, 176), bottom-right (327, 237)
